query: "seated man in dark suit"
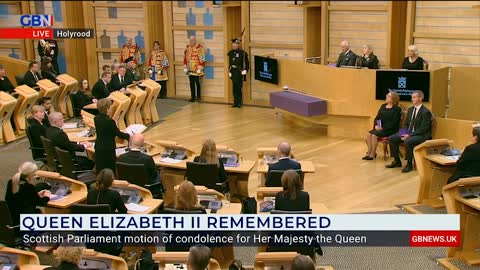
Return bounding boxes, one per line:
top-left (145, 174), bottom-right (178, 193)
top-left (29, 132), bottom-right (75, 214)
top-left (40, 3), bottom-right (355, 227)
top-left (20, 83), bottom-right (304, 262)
top-left (23, 60), bottom-right (42, 89)
top-left (92, 71), bottom-right (112, 100)
top-left (386, 90), bottom-right (433, 173)
top-left (268, 142), bottom-right (301, 171)
top-left (109, 65), bottom-right (132, 93)
top-left (335, 40), bottom-right (357, 67)
top-left (46, 112), bottom-right (94, 170)
top-left (37, 96), bottom-right (53, 127)
top-left (448, 125), bottom-right (480, 184)
top-left (117, 134), bottom-right (161, 185)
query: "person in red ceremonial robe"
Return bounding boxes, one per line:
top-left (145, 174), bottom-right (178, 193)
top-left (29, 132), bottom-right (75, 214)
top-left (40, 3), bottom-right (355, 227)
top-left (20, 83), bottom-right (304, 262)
top-left (120, 37), bottom-right (140, 65)
top-left (149, 41), bottom-right (170, 99)
top-left (183, 35), bottom-right (206, 102)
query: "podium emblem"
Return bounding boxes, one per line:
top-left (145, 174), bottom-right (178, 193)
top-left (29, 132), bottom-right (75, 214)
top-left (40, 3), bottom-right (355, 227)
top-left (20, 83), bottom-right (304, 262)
top-left (398, 77), bottom-right (407, 88)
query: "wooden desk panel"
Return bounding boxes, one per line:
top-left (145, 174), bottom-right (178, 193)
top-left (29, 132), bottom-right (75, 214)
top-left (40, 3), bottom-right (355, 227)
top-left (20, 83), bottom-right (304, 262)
top-left (112, 180), bottom-right (163, 214)
top-left (0, 91), bottom-right (17, 143)
top-left (66, 129), bottom-right (96, 142)
top-left (0, 246), bottom-right (40, 265)
top-left (19, 265), bottom-right (50, 270)
top-left (215, 202), bottom-right (242, 214)
top-left (425, 154), bottom-right (458, 166)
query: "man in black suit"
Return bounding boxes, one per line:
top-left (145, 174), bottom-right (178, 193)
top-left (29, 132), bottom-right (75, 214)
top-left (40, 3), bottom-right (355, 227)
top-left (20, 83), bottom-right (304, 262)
top-left (387, 90), bottom-right (433, 173)
top-left (125, 57), bottom-right (139, 82)
top-left (448, 125), bottom-right (480, 184)
top-left (117, 134), bottom-right (161, 185)
top-left (37, 96), bottom-right (53, 127)
top-left (46, 112), bottom-right (94, 170)
top-left (335, 40), bottom-right (357, 67)
top-left (92, 71), bottom-right (112, 100)
top-left (23, 60), bottom-right (42, 89)
top-left (268, 142), bottom-right (302, 171)
top-left (110, 65), bottom-right (132, 92)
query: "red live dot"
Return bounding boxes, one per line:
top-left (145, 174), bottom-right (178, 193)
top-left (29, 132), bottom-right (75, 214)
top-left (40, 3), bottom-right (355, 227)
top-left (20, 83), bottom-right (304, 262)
top-left (409, 231), bottom-right (461, 247)
top-left (0, 28), bottom-right (53, 39)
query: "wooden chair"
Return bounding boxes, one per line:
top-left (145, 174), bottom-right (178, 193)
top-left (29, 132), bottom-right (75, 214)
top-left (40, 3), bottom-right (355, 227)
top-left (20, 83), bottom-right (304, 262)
top-left (0, 91), bottom-right (17, 143)
top-left (13, 85), bottom-right (39, 132)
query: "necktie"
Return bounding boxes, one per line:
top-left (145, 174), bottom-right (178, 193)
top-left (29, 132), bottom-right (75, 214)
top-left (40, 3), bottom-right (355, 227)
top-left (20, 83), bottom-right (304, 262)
top-left (33, 73), bottom-right (38, 82)
top-left (409, 107), bottom-right (417, 131)
top-left (120, 76), bottom-right (124, 86)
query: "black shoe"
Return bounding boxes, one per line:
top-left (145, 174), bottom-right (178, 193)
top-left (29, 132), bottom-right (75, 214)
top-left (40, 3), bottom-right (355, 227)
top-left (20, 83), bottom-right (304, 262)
top-left (232, 104), bottom-right (238, 108)
top-left (238, 104), bottom-right (242, 108)
top-left (189, 98), bottom-right (196, 102)
top-left (386, 161), bottom-right (402, 168)
top-left (365, 156), bottom-right (374, 160)
top-left (402, 165), bottom-right (413, 173)
top-left (362, 155), bottom-right (369, 160)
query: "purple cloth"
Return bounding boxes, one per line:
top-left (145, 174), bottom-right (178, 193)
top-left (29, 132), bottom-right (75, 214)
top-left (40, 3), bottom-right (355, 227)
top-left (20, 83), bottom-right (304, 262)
top-left (399, 128), bottom-right (409, 136)
top-left (270, 91), bottom-right (327, 117)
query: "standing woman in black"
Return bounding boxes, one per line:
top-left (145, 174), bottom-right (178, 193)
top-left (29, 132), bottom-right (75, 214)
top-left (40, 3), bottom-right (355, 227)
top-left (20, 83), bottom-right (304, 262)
top-left (402, 45), bottom-right (427, 70)
top-left (363, 91), bottom-right (402, 160)
top-left (94, 98), bottom-right (130, 173)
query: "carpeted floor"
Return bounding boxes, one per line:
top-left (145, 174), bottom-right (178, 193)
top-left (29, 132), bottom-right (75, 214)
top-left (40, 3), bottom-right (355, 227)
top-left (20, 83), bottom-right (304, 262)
top-left (0, 98), bottom-right (467, 269)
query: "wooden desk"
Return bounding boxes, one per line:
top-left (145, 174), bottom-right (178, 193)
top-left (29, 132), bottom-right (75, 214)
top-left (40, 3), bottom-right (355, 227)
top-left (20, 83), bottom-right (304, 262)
top-left (425, 154), bottom-right (459, 166)
top-left (438, 177), bottom-right (480, 269)
top-left (153, 143), bottom-right (255, 206)
top-left (153, 252), bottom-right (221, 270)
top-left (36, 170), bottom-right (88, 213)
top-left (126, 86), bottom-right (146, 126)
top-left (405, 139), bottom-right (456, 213)
top-left (109, 91), bottom-right (131, 130)
top-left (36, 79), bottom-right (59, 108)
top-left (0, 246), bottom-right (40, 266)
top-left (81, 110), bottom-right (95, 128)
top-left (56, 74), bottom-right (77, 117)
top-left (141, 79), bottom-right (160, 125)
top-left (18, 265), bottom-right (49, 270)
top-left (85, 140), bottom-right (161, 160)
top-left (256, 187), bottom-right (328, 214)
top-left (65, 128), bottom-right (96, 142)
top-left (112, 180), bottom-right (163, 214)
top-left (13, 85), bottom-right (39, 132)
top-left (79, 249), bottom-right (128, 270)
top-left (0, 91), bottom-right (17, 143)
top-left (83, 103), bottom-right (97, 110)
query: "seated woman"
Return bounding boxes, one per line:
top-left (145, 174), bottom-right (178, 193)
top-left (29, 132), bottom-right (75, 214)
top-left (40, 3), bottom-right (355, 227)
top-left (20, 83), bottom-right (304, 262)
top-left (193, 138), bottom-right (227, 189)
top-left (4, 162), bottom-right (51, 226)
top-left (360, 45), bottom-right (379, 69)
top-left (40, 56), bottom-right (58, 83)
top-left (0, 64), bottom-right (15, 93)
top-left (26, 105), bottom-right (48, 160)
top-left (71, 78), bottom-right (97, 117)
top-left (274, 170), bottom-right (310, 211)
top-left (173, 180), bottom-right (206, 213)
top-left (448, 125), bottom-right (480, 184)
top-left (45, 244), bottom-right (85, 270)
top-left (402, 45), bottom-right (427, 70)
top-left (363, 91), bottom-right (402, 160)
top-left (87, 168), bottom-right (127, 213)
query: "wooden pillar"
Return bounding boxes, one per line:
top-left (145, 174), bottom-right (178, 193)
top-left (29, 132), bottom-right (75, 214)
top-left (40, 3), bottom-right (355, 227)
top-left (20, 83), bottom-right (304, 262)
top-left (63, 1), bottom-right (88, 80)
top-left (320, 1), bottom-right (329, 65)
top-left (223, 2), bottom-right (242, 104)
top-left (387, 1), bottom-right (407, 69)
top-left (241, 1), bottom-right (250, 104)
top-left (405, 1), bottom-right (416, 53)
top-left (20, 1), bottom-right (34, 60)
top-left (83, 1), bottom-right (98, 85)
top-left (143, 1), bottom-right (165, 80)
top-left (162, 1), bottom-right (175, 98)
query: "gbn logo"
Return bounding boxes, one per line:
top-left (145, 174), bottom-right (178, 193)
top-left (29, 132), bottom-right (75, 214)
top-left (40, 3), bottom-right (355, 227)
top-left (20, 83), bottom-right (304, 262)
top-left (20, 15), bottom-right (54, 27)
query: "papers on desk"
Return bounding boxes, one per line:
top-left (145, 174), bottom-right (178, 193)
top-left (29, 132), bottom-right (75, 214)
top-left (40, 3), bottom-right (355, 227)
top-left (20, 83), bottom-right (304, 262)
top-left (116, 147), bottom-right (128, 156)
top-left (160, 157), bottom-right (183, 164)
top-left (62, 122), bottom-right (78, 129)
top-left (75, 129), bottom-right (90, 138)
top-left (125, 202), bottom-right (150, 213)
top-left (50, 195), bottom-right (67, 201)
top-left (445, 155), bottom-right (460, 160)
top-left (125, 124), bottom-right (147, 135)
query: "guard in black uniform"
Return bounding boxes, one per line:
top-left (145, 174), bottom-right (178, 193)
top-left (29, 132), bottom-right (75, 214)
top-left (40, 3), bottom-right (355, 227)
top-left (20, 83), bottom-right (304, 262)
top-left (227, 38), bottom-right (249, 108)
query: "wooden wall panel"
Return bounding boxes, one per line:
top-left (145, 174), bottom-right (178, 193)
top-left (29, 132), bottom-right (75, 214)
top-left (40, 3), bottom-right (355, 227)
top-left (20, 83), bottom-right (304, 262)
top-left (412, 1), bottom-right (480, 69)
top-left (250, 1), bottom-right (304, 45)
top-left (448, 67), bottom-right (480, 120)
top-left (327, 6), bottom-right (388, 66)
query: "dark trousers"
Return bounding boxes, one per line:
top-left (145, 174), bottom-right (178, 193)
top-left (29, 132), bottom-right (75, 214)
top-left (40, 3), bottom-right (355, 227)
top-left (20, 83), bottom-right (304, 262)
top-left (389, 133), bottom-right (426, 162)
top-left (188, 75), bottom-right (201, 99)
top-left (231, 71), bottom-right (243, 106)
top-left (157, 80), bottom-right (167, 98)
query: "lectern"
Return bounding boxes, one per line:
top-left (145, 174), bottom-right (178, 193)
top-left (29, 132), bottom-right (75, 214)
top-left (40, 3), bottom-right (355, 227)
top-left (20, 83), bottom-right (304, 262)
top-left (438, 177), bottom-right (480, 269)
top-left (13, 84), bottom-right (39, 132)
top-left (126, 85), bottom-right (146, 125)
top-left (0, 246), bottom-right (47, 269)
top-left (141, 79), bottom-right (160, 125)
top-left (0, 91), bottom-right (17, 143)
top-left (36, 79), bottom-right (59, 109)
top-left (109, 91), bottom-right (131, 130)
top-left (404, 139), bottom-right (455, 213)
top-left (56, 74), bottom-right (77, 117)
